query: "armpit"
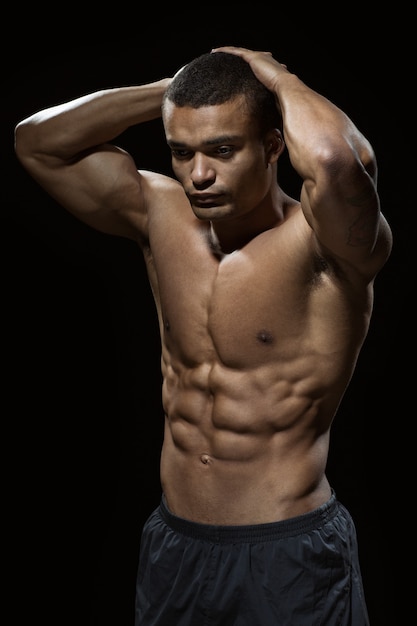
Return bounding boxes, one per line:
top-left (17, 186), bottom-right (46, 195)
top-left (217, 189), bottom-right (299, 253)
top-left (311, 252), bottom-right (345, 285)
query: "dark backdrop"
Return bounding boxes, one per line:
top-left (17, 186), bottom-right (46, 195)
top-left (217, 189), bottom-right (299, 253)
top-left (3, 7), bottom-right (411, 625)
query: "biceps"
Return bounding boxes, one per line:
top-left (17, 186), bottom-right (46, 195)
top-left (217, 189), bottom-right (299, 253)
top-left (300, 165), bottom-right (380, 259)
top-left (37, 145), bottom-right (146, 239)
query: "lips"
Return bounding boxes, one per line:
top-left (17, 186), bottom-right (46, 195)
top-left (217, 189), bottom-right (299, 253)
top-left (189, 194), bottom-right (223, 207)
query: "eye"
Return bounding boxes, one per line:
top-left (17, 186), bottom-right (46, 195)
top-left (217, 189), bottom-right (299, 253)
top-left (171, 149), bottom-right (192, 160)
top-left (215, 146), bottom-right (234, 157)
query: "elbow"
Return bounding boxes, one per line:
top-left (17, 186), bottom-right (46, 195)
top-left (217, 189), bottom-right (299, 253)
top-left (14, 118), bottom-right (34, 165)
top-left (317, 134), bottom-right (377, 184)
top-left (317, 140), bottom-right (377, 188)
top-left (14, 116), bottom-right (52, 174)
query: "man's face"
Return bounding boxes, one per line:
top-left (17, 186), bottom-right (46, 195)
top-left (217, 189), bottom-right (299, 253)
top-left (162, 96), bottom-right (273, 222)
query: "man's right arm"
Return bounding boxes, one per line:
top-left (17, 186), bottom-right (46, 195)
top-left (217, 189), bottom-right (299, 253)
top-left (14, 79), bottom-right (171, 240)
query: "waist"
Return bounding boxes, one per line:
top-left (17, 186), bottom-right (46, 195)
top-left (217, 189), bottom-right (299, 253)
top-left (160, 424), bottom-right (331, 523)
top-left (159, 490), bottom-right (339, 543)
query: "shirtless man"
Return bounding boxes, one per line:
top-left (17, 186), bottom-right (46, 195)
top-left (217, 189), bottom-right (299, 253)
top-left (14, 46), bottom-right (392, 625)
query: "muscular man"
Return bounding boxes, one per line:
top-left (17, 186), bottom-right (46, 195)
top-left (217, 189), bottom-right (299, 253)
top-left (14, 46), bottom-right (392, 625)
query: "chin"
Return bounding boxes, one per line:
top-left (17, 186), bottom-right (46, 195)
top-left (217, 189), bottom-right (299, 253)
top-left (192, 206), bottom-right (226, 221)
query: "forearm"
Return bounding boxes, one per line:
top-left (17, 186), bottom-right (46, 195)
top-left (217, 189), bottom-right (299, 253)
top-left (15, 78), bottom-right (171, 163)
top-left (274, 71), bottom-right (375, 180)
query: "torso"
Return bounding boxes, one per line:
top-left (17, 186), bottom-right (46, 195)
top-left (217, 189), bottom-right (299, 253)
top-left (140, 174), bottom-right (373, 525)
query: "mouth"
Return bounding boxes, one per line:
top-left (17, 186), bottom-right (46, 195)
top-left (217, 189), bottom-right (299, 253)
top-left (189, 193), bottom-right (224, 208)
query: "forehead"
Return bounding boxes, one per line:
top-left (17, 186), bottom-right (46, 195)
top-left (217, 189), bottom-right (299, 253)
top-left (162, 98), bottom-right (255, 146)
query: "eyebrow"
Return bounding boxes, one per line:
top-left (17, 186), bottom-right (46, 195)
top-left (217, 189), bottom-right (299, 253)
top-left (167, 134), bottom-right (241, 148)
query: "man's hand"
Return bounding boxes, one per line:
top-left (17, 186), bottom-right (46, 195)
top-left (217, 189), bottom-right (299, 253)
top-left (211, 46), bottom-right (289, 93)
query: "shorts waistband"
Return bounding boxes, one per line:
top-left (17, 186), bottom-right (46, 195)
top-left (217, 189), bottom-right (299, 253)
top-left (158, 491), bottom-right (339, 544)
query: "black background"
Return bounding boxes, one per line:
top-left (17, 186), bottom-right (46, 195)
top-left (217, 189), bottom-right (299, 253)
top-left (3, 6), bottom-right (412, 625)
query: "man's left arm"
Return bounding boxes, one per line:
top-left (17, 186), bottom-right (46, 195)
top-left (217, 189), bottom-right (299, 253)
top-left (213, 47), bottom-right (392, 278)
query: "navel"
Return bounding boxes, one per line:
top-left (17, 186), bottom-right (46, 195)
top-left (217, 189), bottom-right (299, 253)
top-left (256, 329), bottom-right (274, 345)
top-left (200, 454), bottom-right (213, 465)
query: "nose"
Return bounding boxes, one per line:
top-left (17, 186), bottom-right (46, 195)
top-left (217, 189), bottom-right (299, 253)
top-left (191, 153), bottom-right (215, 188)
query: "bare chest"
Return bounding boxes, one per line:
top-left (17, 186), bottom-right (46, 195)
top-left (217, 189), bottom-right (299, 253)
top-left (151, 234), bottom-right (311, 367)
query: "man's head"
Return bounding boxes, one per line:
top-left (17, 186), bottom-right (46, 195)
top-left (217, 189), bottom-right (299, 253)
top-left (163, 51), bottom-right (282, 136)
top-left (162, 51), bottom-right (285, 226)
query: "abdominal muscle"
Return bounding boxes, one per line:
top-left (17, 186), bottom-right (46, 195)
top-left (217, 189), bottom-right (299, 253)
top-left (159, 359), bottom-right (334, 525)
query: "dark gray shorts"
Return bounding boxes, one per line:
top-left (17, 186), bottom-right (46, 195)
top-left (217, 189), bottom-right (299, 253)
top-left (135, 491), bottom-right (369, 625)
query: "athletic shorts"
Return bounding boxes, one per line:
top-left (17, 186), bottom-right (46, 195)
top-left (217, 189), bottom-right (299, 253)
top-left (135, 491), bottom-right (369, 625)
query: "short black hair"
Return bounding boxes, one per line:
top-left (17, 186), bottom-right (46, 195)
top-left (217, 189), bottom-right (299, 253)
top-left (163, 51), bottom-right (282, 135)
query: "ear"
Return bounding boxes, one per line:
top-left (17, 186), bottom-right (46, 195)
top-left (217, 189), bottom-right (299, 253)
top-left (265, 128), bottom-right (285, 164)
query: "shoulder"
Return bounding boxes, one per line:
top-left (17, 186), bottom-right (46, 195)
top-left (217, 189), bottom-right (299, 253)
top-left (131, 169), bottom-right (191, 245)
top-left (138, 169), bottom-right (191, 218)
top-left (139, 169), bottom-right (184, 196)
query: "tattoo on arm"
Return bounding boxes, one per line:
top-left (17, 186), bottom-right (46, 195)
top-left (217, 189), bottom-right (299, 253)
top-left (346, 189), bottom-right (377, 247)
